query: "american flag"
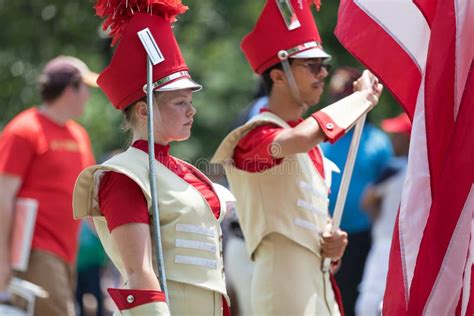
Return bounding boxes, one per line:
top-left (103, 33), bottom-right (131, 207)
top-left (334, 0), bottom-right (474, 315)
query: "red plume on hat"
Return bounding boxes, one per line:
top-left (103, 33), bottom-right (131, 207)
top-left (95, 0), bottom-right (189, 46)
top-left (95, 0), bottom-right (201, 110)
top-left (308, 0), bottom-right (321, 11)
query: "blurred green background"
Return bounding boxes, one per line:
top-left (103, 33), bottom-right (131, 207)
top-left (0, 0), bottom-right (402, 163)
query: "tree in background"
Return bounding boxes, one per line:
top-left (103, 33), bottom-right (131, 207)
top-left (0, 0), bottom-right (401, 163)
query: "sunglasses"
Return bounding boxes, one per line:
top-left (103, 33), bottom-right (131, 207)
top-left (298, 62), bottom-right (332, 75)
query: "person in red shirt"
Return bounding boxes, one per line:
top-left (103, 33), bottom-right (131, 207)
top-left (72, 1), bottom-right (230, 315)
top-left (212, 1), bottom-right (383, 315)
top-left (0, 56), bottom-right (97, 315)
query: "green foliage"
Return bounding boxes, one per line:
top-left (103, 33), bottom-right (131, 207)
top-left (0, 0), bottom-right (402, 163)
top-left (0, 0), bottom-right (125, 159)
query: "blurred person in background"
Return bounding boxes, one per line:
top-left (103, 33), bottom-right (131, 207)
top-left (229, 79), bottom-right (268, 131)
top-left (320, 67), bottom-right (393, 316)
top-left (73, 1), bottom-right (232, 315)
top-left (212, 0), bottom-right (383, 314)
top-left (0, 55), bottom-right (97, 315)
top-left (75, 220), bottom-right (108, 316)
top-left (355, 113), bottom-right (411, 316)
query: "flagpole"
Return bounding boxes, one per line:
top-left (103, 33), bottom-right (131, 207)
top-left (138, 28), bottom-right (169, 304)
top-left (146, 57), bottom-right (169, 302)
top-left (323, 113), bottom-right (367, 272)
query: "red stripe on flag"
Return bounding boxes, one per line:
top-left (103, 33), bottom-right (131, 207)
top-left (409, 145), bottom-right (473, 314)
top-left (423, 1), bottom-right (456, 191)
top-left (407, 1), bottom-right (459, 312)
top-left (457, 221), bottom-right (474, 316)
top-left (336, 0), bottom-right (473, 314)
top-left (335, 0), bottom-right (421, 117)
top-left (383, 212), bottom-right (407, 314)
top-left (413, 0), bottom-right (438, 27)
top-left (456, 293), bottom-right (462, 316)
top-left (410, 63), bottom-right (473, 315)
top-left (459, 63), bottom-right (474, 316)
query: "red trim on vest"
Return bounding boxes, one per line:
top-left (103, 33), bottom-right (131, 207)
top-left (311, 111), bottom-right (345, 144)
top-left (107, 288), bottom-right (166, 311)
top-left (223, 296), bottom-right (231, 316)
top-left (330, 273), bottom-right (345, 316)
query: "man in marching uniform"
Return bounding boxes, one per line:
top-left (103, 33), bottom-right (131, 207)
top-left (73, 1), bottom-right (230, 315)
top-left (212, 0), bottom-right (383, 315)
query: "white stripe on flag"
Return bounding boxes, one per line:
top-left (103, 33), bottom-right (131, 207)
top-left (454, 0), bottom-right (474, 118)
top-left (355, 0), bottom-right (430, 70)
top-left (423, 185), bottom-right (474, 315)
top-left (462, 190), bottom-right (474, 315)
top-left (345, 5), bottom-right (434, 296)
top-left (399, 76), bottom-right (432, 298)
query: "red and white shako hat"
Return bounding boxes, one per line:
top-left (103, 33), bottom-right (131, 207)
top-left (95, 0), bottom-right (201, 110)
top-left (241, 0), bottom-right (331, 74)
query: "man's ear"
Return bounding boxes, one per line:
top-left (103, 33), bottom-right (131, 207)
top-left (135, 100), bottom-right (148, 121)
top-left (61, 85), bottom-right (75, 98)
top-left (270, 68), bottom-right (286, 87)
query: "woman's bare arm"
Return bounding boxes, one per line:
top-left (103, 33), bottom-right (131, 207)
top-left (111, 222), bottom-right (162, 290)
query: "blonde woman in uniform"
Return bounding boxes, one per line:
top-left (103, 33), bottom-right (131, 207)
top-left (73, 1), bottom-right (230, 315)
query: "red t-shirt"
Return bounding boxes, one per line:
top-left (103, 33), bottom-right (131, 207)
top-left (99, 140), bottom-right (221, 232)
top-left (0, 108), bottom-right (95, 263)
top-left (234, 110), bottom-right (325, 178)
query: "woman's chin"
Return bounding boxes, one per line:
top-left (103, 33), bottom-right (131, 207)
top-left (174, 133), bottom-right (191, 142)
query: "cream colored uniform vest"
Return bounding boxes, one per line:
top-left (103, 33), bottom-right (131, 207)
top-left (213, 111), bottom-right (337, 259)
top-left (212, 112), bottom-right (341, 315)
top-left (73, 147), bottom-right (229, 311)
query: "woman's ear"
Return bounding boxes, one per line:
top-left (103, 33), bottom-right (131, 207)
top-left (135, 100), bottom-right (148, 122)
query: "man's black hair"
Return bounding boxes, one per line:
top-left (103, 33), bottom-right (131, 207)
top-left (39, 71), bottom-right (82, 103)
top-left (261, 59), bottom-right (295, 96)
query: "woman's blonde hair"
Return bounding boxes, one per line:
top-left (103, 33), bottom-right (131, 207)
top-left (121, 93), bottom-right (164, 133)
top-left (122, 102), bottom-right (141, 133)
